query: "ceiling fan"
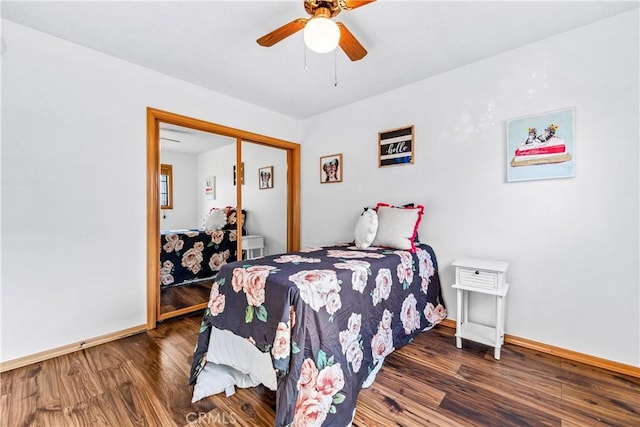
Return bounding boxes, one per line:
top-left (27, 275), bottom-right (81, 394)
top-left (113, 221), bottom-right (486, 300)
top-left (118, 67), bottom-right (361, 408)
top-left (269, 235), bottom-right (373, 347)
top-left (257, 0), bottom-right (375, 61)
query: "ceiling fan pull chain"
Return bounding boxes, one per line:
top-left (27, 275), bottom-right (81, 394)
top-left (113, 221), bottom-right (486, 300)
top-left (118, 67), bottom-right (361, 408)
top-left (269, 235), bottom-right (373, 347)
top-left (334, 48), bottom-right (338, 87)
top-left (304, 44), bottom-right (309, 73)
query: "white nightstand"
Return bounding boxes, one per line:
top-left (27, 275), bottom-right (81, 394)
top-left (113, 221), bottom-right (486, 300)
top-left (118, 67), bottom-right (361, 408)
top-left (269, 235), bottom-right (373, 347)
top-left (452, 258), bottom-right (509, 360)
top-left (242, 235), bottom-right (264, 259)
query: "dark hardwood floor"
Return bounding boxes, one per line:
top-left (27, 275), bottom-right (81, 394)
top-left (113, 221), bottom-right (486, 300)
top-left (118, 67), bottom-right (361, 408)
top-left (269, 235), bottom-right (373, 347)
top-left (2, 313), bottom-right (639, 426)
top-left (160, 281), bottom-right (212, 315)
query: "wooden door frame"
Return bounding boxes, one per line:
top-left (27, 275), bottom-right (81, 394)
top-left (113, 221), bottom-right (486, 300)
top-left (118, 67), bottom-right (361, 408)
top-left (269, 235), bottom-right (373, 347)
top-left (146, 107), bottom-right (300, 329)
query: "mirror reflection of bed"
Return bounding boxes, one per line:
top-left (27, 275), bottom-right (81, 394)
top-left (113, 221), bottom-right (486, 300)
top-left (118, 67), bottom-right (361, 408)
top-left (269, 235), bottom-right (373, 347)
top-left (158, 124), bottom-right (289, 317)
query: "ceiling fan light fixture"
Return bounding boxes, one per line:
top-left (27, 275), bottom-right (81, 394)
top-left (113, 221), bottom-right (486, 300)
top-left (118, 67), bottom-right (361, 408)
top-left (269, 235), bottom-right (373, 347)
top-left (303, 17), bottom-right (340, 53)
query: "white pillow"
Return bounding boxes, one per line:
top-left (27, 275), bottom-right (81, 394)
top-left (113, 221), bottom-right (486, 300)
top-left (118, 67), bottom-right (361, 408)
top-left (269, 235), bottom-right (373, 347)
top-left (191, 362), bottom-right (260, 403)
top-left (354, 208), bottom-right (379, 249)
top-left (202, 209), bottom-right (227, 230)
top-left (371, 204), bottom-right (424, 252)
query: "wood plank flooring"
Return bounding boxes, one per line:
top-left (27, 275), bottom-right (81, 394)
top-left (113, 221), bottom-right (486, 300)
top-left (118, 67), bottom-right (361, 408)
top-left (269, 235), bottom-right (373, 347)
top-left (2, 312), bottom-right (639, 426)
top-left (160, 281), bottom-right (212, 315)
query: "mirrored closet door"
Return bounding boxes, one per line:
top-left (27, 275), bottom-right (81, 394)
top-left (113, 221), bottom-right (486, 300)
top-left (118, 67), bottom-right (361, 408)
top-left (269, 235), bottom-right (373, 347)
top-left (146, 108), bottom-right (300, 328)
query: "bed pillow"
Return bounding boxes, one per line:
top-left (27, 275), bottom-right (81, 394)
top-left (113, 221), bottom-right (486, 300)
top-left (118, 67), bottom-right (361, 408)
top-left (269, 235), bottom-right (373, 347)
top-left (202, 208), bottom-right (227, 230)
top-left (191, 362), bottom-right (260, 403)
top-left (354, 208), bottom-right (379, 249)
top-left (223, 207), bottom-right (247, 231)
top-left (371, 203), bottom-right (424, 252)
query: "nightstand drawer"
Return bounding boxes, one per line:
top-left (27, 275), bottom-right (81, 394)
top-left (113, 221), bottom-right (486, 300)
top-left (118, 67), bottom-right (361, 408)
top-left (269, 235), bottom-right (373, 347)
top-left (458, 268), bottom-right (500, 289)
top-left (242, 235), bottom-right (264, 250)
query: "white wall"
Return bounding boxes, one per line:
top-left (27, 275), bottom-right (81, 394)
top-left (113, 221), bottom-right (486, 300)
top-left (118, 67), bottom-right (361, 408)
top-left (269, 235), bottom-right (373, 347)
top-left (0, 20), bottom-right (300, 362)
top-left (2, 10), bottom-right (638, 369)
top-left (197, 142), bottom-right (288, 255)
top-left (160, 150), bottom-right (198, 230)
top-left (300, 11), bottom-right (639, 366)
top-left (198, 142), bottom-right (237, 215)
top-left (241, 142), bottom-right (288, 256)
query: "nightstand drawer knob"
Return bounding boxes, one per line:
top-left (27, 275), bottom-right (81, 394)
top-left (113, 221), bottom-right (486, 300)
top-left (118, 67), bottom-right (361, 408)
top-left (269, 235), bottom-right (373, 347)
top-left (475, 270), bottom-right (480, 275)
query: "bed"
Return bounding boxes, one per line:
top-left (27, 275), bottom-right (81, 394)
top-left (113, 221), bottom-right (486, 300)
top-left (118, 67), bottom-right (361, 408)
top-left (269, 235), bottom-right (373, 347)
top-left (160, 208), bottom-right (246, 288)
top-left (189, 241), bottom-right (447, 426)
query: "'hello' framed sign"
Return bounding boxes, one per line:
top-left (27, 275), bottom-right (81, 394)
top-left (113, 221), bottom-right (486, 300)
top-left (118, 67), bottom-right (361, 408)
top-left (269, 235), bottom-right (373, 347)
top-left (378, 125), bottom-right (414, 168)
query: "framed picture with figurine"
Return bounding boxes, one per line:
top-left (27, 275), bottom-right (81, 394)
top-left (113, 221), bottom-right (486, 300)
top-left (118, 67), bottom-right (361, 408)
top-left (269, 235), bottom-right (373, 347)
top-left (258, 166), bottom-right (274, 189)
top-left (320, 153), bottom-right (342, 184)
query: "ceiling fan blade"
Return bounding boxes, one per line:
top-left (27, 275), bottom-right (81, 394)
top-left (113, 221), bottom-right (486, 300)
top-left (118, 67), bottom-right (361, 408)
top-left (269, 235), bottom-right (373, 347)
top-left (257, 18), bottom-right (308, 47)
top-left (339, 0), bottom-right (376, 11)
top-left (337, 22), bottom-right (367, 61)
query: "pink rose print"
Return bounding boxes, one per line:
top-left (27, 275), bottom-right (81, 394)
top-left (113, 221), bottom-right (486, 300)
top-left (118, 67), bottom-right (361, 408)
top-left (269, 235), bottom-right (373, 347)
top-left (316, 363), bottom-right (345, 397)
top-left (372, 268), bottom-right (392, 306)
top-left (208, 251), bottom-right (228, 271)
top-left (293, 354), bottom-right (345, 427)
top-left (210, 230), bottom-right (224, 245)
top-left (181, 245), bottom-right (203, 274)
top-left (207, 282), bottom-right (226, 316)
top-left (289, 270), bottom-right (341, 314)
top-left (416, 247), bottom-right (435, 281)
top-left (274, 254), bottom-right (321, 264)
top-left (293, 391), bottom-right (329, 427)
top-left (163, 234), bottom-right (184, 253)
top-left (346, 340), bottom-right (363, 373)
top-left (381, 309), bottom-right (393, 330)
top-left (371, 309), bottom-right (395, 364)
top-left (371, 328), bottom-right (394, 364)
top-left (271, 322), bottom-right (291, 360)
top-left (290, 305), bottom-right (296, 329)
top-left (231, 265), bottom-right (278, 307)
top-left (421, 277), bottom-right (430, 294)
top-left (400, 293), bottom-right (420, 334)
top-left (232, 268), bottom-right (245, 292)
top-left (334, 260), bottom-right (370, 293)
top-left (325, 292), bottom-right (342, 315)
top-left (424, 302), bottom-right (447, 325)
top-left (298, 358), bottom-right (319, 390)
top-left (327, 249), bottom-right (369, 259)
top-left (160, 260), bottom-right (174, 286)
top-left (339, 312), bottom-right (363, 373)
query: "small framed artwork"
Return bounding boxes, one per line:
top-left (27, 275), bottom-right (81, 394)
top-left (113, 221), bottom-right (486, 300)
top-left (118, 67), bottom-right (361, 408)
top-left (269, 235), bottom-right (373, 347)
top-left (378, 125), bottom-right (414, 168)
top-left (259, 166), bottom-right (274, 189)
top-left (204, 176), bottom-right (215, 200)
top-left (320, 153), bottom-right (342, 183)
top-left (233, 162), bottom-right (244, 186)
top-left (506, 107), bottom-right (575, 182)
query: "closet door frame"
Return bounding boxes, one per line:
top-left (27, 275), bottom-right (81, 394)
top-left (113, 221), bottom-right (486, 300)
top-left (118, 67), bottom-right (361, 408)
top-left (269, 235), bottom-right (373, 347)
top-left (146, 107), bottom-right (300, 329)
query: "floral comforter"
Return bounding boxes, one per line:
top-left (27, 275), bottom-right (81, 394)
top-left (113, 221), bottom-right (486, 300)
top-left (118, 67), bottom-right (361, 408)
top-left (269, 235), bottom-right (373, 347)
top-left (160, 229), bottom-right (238, 288)
top-left (189, 243), bottom-right (446, 427)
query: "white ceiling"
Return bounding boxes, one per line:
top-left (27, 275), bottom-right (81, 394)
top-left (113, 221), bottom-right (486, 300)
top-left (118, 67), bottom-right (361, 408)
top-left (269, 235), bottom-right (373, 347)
top-left (2, 1), bottom-right (638, 120)
top-left (159, 123), bottom-right (234, 154)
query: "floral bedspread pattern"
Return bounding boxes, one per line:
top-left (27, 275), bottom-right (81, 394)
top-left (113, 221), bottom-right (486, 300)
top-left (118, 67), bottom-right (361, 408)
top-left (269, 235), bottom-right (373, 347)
top-left (189, 243), bottom-right (446, 426)
top-left (160, 229), bottom-right (238, 288)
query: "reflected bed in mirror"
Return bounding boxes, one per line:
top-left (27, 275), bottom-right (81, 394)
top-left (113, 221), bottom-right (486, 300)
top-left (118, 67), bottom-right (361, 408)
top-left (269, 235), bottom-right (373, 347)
top-left (147, 107), bottom-right (301, 328)
top-left (159, 209), bottom-right (246, 289)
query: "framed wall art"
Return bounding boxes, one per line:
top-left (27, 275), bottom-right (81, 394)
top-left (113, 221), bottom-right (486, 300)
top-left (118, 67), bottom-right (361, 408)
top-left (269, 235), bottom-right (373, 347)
top-left (204, 176), bottom-right (215, 200)
top-left (378, 125), bottom-right (414, 168)
top-left (320, 153), bottom-right (342, 183)
top-left (259, 166), bottom-right (274, 189)
top-left (506, 107), bottom-right (575, 182)
top-left (233, 162), bottom-right (244, 186)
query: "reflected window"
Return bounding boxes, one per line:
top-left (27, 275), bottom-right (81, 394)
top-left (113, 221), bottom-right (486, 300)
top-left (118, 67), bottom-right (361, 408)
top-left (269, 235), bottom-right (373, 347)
top-left (160, 164), bottom-right (173, 209)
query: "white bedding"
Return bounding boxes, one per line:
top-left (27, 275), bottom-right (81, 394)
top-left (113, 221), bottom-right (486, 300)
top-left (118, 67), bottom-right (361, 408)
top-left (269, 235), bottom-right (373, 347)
top-left (192, 326), bottom-right (277, 402)
top-left (191, 324), bottom-right (392, 403)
